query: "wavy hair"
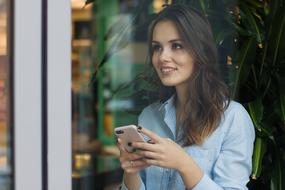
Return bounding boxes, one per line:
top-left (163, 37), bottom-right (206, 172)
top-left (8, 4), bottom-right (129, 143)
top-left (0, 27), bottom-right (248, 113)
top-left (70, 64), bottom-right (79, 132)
top-left (147, 4), bottom-right (230, 145)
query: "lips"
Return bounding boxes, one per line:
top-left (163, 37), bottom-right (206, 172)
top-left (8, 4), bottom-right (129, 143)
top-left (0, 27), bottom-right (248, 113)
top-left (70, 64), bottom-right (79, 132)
top-left (160, 66), bottom-right (177, 75)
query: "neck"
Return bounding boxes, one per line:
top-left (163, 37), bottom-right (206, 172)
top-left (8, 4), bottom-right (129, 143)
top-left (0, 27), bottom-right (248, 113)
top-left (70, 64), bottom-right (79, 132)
top-left (175, 85), bottom-right (189, 128)
top-left (175, 85), bottom-right (188, 110)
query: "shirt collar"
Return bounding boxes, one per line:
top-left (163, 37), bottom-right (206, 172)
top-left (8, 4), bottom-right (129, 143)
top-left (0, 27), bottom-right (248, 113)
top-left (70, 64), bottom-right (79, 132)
top-left (158, 94), bottom-right (177, 139)
top-left (158, 94), bottom-right (176, 111)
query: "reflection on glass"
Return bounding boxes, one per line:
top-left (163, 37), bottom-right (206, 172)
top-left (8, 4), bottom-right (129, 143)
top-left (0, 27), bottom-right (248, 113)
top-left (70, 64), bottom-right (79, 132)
top-left (71, 1), bottom-right (100, 189)
top-left (0, 0), bottom-right (11, 189)
top-left (71, 0), bottom-right (154, 189)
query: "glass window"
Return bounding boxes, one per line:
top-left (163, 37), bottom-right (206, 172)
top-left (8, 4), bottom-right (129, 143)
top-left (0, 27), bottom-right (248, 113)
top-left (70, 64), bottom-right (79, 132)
top-left (0, 0), bottom-right (12, 189)
top-left (71, 0), bottom-right (156, 189)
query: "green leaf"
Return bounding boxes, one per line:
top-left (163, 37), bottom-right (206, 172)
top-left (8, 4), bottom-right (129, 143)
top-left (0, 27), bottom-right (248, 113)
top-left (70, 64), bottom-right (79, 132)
top-left (241, 4), bottom-right (263, 44)
top-left (248, 98), bottom-right (264, 130)
top-left (247, 0), bottom-right (264, 8)
top-left (270, 150), bottom-right (285, 190)
top-left (268, 6), bottom-right (285, 66)
top-left (276, 94), bottom-right (285, 132)
top-left (260, 126), bottom-right (274, 141)
top-left (264, 2), bottom-right (270, 15)
top-left (214, 29), bottom-right (233, 45)
top-left (280, 95), bottom-right (285, 122)
top-left (228, 21), bottom-right (251, 36)
top-left (224, 13), bottom-right (251, 36)
top-left (252, 137), bottom-right (266, 179)
top-left (231, 38), bottom-right (256, 98)
top-left (199, 0), bottom-right (207, 15)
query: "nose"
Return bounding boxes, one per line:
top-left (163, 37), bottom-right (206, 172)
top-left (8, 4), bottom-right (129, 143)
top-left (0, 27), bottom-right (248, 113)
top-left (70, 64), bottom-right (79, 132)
top-left (159, 48), bottom-right (171, 62)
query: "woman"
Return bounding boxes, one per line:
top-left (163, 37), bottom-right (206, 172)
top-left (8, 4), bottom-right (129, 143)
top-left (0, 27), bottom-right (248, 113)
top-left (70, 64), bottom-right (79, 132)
top-left (117, 4), bottom-right (255, 190)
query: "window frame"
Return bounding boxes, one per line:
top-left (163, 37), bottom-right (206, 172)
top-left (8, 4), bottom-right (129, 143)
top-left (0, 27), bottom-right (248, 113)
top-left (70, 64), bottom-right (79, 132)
top-left (13, 0), bottom-right (71, 190)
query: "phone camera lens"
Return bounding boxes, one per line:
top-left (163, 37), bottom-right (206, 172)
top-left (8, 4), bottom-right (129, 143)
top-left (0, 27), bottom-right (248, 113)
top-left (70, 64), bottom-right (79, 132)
top-left (115, 130), bottom-right (124, 134)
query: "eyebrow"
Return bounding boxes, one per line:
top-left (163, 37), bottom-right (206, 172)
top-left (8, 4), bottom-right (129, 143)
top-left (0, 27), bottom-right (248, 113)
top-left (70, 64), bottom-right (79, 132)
top-left (151, 39), bottom-right (184, 44)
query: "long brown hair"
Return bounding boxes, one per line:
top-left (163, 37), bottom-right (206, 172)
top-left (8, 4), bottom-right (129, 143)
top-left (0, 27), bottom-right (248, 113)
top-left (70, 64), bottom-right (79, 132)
top-left (147, 4), bottom-right (230, 145)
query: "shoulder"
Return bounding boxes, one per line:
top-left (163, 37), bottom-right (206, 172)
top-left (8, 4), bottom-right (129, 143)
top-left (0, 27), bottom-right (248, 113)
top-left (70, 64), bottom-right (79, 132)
top-left (138, 101), bottom-right (161, 119)
top-left (224, 101), bottom-right (252, 123)
top-left (221, 100), bottom-right (255, 140)
top-left (137, 101), bottom-right (163, 129)
top-left (225, 100), bottom-right (247, 115)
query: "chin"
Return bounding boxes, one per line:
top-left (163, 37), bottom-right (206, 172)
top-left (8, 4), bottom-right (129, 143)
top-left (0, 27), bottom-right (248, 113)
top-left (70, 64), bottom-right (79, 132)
top-left (160, 80), bottom-right (177, 87)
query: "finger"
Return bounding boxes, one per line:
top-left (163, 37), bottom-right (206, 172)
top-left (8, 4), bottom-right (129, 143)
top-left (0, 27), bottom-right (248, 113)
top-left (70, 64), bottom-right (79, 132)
top-left (136, 150), bottom-right (161, 160)
top-left (130, 159), bottom-right (149, 168)
top-left (121, 160), bottom-right (132, 168)
top-left (132, 141), bottom-right (161, 153)
top-left (127, 153), bottom-right (145, 161)
top-left (119, 152), bottom-right (144, 164)
top-left (117, 138), bottom-right (127, 152)
top-left (134, 153), bottom-right (145, 159)
top-left (125, 165), bottom-right (149, 174)
top-left (137, 126), bottom-right (162, 143)
top-left (123, 160), bottom-right (150, 173)
top-left (121, 159), bottom-right (148, 169)
top-left (143, 158), bottom-right (161, 167)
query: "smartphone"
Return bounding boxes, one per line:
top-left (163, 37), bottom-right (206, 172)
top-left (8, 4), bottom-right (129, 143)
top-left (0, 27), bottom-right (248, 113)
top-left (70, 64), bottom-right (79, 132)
top-left (114, 125), bottom-right (146, 153)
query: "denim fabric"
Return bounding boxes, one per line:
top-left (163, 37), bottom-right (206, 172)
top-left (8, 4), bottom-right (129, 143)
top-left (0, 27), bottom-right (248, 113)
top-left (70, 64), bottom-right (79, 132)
top-left (121, 96), bottom-right (255, 190)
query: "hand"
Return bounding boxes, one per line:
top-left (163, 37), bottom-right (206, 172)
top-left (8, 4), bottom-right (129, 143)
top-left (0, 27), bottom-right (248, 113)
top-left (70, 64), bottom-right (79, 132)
top-left (132, 127), bottom-right (189, 171)
top-left (117, 138), bottom-right (150, 174)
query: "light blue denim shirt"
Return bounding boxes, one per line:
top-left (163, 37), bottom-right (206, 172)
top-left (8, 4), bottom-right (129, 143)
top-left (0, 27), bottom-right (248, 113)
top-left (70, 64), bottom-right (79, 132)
top-left (121, 95), bottom-right (255, 190)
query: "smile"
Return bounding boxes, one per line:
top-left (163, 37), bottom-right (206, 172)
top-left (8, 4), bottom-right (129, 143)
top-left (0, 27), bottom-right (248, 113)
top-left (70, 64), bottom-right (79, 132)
top-left (160, 67), bottom-right (177, 75)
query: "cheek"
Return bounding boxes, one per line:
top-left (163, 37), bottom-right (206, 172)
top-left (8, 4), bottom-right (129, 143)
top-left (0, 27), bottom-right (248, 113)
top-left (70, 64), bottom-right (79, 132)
top-left (180, 55), bottom-right (194, 68)
top-left (184, 64), bottom-right (194, 78)
top-left (182, 62), bottom-right (193, 72)
top-left (178, 58), bottom-right (194, 77)
top-left (152, 55), bottom-right (159, 68)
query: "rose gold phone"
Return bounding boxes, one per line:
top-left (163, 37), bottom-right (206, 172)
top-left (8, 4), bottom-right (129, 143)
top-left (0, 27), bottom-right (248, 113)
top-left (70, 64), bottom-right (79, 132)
top-left (114, 125), bottom-right (146, 152)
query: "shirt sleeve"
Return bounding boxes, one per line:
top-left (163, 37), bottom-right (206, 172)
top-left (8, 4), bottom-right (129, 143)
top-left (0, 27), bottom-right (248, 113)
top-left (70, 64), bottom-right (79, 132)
top-left (120, 170), bottom-right (146, 190)
top-left (192, 103), bottom-right (255, 190)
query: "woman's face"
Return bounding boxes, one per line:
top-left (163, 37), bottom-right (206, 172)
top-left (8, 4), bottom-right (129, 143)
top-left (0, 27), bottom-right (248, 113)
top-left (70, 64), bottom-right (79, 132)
top-left (151, 20), bottom-right (194, 88)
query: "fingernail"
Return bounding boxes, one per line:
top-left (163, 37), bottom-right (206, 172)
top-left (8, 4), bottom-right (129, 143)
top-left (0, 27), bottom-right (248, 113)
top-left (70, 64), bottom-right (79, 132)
top-left (127, 142), bottom-right (132, 146)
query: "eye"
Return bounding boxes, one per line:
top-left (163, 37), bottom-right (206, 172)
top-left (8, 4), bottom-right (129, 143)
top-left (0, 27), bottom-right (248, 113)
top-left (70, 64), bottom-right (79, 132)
top-left (151, 44), bottom-right (162, 53)
top-left (172, 42), bottom-right (183, 50)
